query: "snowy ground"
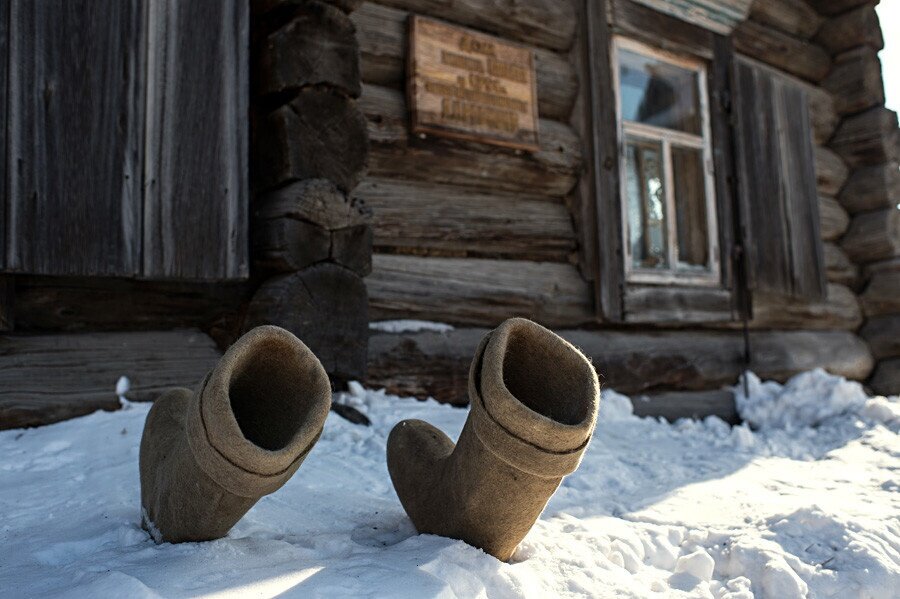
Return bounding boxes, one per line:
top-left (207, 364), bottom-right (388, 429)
top-left (0, 370), bottom-right (898, 598)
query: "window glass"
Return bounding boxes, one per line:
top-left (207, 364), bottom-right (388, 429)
top-left (625, 139), bottom-right (668, 270)
top-left (619, 49), bottom-right (701, 134)
top-left (672, 147), bottom-right (709, 269)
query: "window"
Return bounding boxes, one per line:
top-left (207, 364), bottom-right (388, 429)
top-left (612, 37), bottom-right (720, 285)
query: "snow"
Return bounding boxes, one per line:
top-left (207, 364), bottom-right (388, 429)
top-left (1, 369), bottom-right (898, 598)
top-left (368, 320), bottom-right (455, 334)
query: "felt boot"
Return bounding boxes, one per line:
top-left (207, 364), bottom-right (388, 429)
top-left (139, 325), bottom-right (331, 543)
top-left (387, 317), bottom-right (599, 560)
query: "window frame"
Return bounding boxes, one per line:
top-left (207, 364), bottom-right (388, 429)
top-left (611, 36), bottom-right (721, 287)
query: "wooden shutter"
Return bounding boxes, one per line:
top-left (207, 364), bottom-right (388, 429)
top-left (733, 58), bottom-right (827, 301)
top-left (142, 0), bottom-right (249, 280)
top-left (5, 0), bottom-right (144, 277)
top-left (2, 0), bottom-right (247, 281)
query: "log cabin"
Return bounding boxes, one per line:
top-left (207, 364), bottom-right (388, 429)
top-left (0, 0), bottom-right (897, 429)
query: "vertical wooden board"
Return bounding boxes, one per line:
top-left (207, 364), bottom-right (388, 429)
top-left (143, 0), bottom-right (249, 281)
top-left (581, 0), bottom-right (623, 321)
top-left (5, 0), bottom-right (143, 277)
top-left (734, 59), bottom-right (826, 302)
top-left (0, 0), bottom-right (8, 269)
top-left (708, 35), bottom-right (739, 317)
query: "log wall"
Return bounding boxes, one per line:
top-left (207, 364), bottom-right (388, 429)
top-left (358, 0), bottom-right (884, 403)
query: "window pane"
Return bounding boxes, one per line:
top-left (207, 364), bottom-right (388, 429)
top-left (672, 146), bottom-right (709, 270)
top-left (625, 139), bottom-right (668, 270)
top-left (619, 48), bottom-right (700, 134)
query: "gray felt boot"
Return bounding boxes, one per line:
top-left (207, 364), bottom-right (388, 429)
top-left (139, 325), bottom-right (331, 543)
top-left (387, 318), bottom-right (600, 560)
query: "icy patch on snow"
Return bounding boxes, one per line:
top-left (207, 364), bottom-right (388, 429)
top-left (1, 369), bottom-right (898, 598)
top-left (368, 320), bottom-right (454, 334)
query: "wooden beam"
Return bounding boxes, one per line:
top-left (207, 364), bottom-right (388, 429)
top-left (245, 264), bottom-right (369, 382)
top-left (808, 84), bottom-right (840, 145)
top-left (631, 389), bottom-right (738, 424)
top-left (749, 0), bottom-right (823, 40)
top-left (815, 4), bottom-right (883, 54)
top-left (358, 178), bottom-right (576, 262)
top-left (0, 330), bottom-right (221, 430)
top-left (709, 283), bottom-right (862, 331)
top-left (822, 46), bottom-right (884, 116)
top-left (367, 328), bottom-right (874, 403)
top-left (0, 277), bottom-right (12, 332)
top-left (256, 88), bottom-right (369, 193)
top-left (823, 242), bottom-right (859, 287)
top-left (819, 195), bottom-right (850, 241)
top-left (839, 162), bottom-right (900, 214)
top-left (258, 0), bottom-right (361, 98)
top-left (830, 107), bottom-right (900, 167)
top-left (841, 207), bottom-right (900, 264)
top-left (869, 358), bottom-right (900, 397)
top-left (860, 270), bottom-right (900, 317)
top-left (350, 2), bottom-right (577, 121)
top-left (367, 254), bottom-right (594, 327)
top-left (733, 18), bottom-right (831, 83)
top-left (808, 0), bottom-right (873, 17)
top-left (359, 83), bottom-right (582, 197)
top-left (368, 0), bottom-right (577, 52)
top-left (13, 276), bottom-right (250, 339)
top-left (815, 146), bottom-right (849, 197)
top-left (860, 315), bottom-right (900, 360)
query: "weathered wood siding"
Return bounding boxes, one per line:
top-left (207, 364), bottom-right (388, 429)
top-left (6, 0), bottom-right (144, 277)
top-left (2, 0), bottom-right (248, 281)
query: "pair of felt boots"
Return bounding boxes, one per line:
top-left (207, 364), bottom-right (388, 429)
top-left (140, 318), bottom-right (600, 561)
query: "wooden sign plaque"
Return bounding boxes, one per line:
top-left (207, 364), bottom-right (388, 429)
top-left (407, 15), bottom-right (539, 151)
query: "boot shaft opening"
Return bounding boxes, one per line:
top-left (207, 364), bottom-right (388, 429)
top-left (228, 336), bottom-right (324, 451)
top-left (500, 326), bottom-right (593, 427)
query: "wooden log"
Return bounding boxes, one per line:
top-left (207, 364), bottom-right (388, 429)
top-left (357, 177), bottom-right (576, 261)
top-left (823, 243), bottom-right (859, 287)
top-left (607, 0), bottom-right (715, 60)
top-left (256, 88), bottom-right (369, 192)
top-left (13, 276), bottom-right (250, 336)
top-left (869, 358), bottom-right (900, 397)
top-left (367, 328), bottom-right (874, 403)
top-left (730, 283), bottom-right (862, 331)
top-left (369, 0), bottom-right (577, 52)
top-left (749, 0), bottom-right (824, 40)
top-left (623, 287), bottom-right (734, 325)
top-left (244, 263), bottom-right (368, 381)
top-left (733, 18), bottom-right (831, 83)
top-left (259, 0), bottom-right (361, 98)
top-left (822, 46), bottom-right (884, 116)
top-left (860, 270), bottom-right (900, 317)
top-left (841, 208), bottom-right (900, 264)
top-left (819, 195), bottom-right (850, 241)
top-left (252, 0), bottom-right (364, 15)
top-left (839, 162), bottom-right (900, 214)
top-left (0, 330), bottom-right (221, 430)
top-left (632, 390), bottom-right (738, 424)
top-left (350, 2), bottom-right (577, 121)
top-left (253, 178), bottom-right (373, 275)
top-left (815, 146), bottom-right (849, 196)
top-left (860, 315), bottom-right (900, 360)
top-left (815, 4), bottom-right (883, 54)
top-left (367, 254), bottom-right (594, 327)
top-left (255, 178), bottom-right (372, 230)
top-left (830, 107), bottom-right (900, 167)
top-left (863, 256), bottom-right (900, 281)
top-left (809, 0), bottom-right (872, 17)
top-left (359, 83), bottom-right (582, 197)
top-left (331, 224), bottom-right (373, 276)
top-left (0, 278), bottom-right (12, 332)
top-left (808, 84), bottom-right (840, 145)
top-left (253, 217), bottom-right (332, 273)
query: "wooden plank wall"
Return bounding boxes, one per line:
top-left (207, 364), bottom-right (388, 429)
top-left (6, 0), bottom-right (144, 277)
